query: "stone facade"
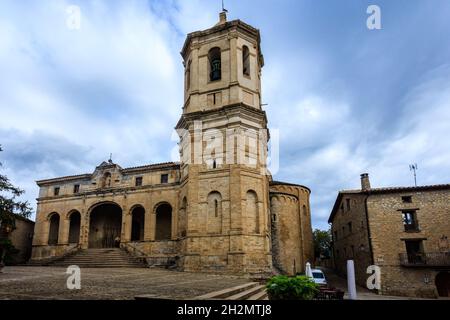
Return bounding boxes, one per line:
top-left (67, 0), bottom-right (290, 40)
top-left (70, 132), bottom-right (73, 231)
top-left (31, 13), bottom-right (313, 276)
top-left (270, 182), bottom-right (314, 274)
top-left (329, 174), bottom-right (450, 298)
top-left (5, 215), bottom-right (34, 264)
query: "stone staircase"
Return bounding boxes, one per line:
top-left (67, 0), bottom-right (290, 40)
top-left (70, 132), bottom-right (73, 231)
top-left (194, 282), bottom-right (268, 300)
top-left (48, 248), bottom-right (146, 268)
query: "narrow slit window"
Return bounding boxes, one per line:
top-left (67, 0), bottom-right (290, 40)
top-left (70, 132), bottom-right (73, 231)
top-left (243, 45), bottom-right (250, 76)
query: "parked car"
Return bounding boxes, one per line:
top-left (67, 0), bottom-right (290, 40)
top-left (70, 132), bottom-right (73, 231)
top-left (311, 269), bottom-right (327, 286)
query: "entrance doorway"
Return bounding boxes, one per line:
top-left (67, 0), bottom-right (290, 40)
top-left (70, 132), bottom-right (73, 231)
top-left (435, 271), bottom-right (450, 297)
top-left (131, 206), bottom-right (145, 241)
top-left (89, 203), bottom-right (122, 248)
top-left (68, 211), bottom-right (81, 244)
top-left (155, 203), bottom-right (172, 240)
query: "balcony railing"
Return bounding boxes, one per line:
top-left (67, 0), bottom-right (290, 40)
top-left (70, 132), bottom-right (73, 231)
top-left (399, 252), bottom-right (450, 267)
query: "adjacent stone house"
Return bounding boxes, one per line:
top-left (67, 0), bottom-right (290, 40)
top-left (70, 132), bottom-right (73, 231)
top-left (2, 215), bottom-right (34, 264)
top-left (329, 173), bottom-right (450, 298)
top-left (31, 13), bottom-right (314, 276)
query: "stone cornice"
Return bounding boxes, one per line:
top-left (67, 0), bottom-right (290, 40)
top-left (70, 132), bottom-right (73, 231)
top-left (175, 103), bottom-right (268, 131)
top-left (36, 182), bottom-right (181, 203)
top-left (181, 19), bottom-right (264, 67)
top-left (36, 162), bottom-right (180, 186)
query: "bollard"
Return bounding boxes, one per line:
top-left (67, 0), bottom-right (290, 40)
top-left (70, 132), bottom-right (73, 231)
top-left (347, 260), bottom-right (357, 300)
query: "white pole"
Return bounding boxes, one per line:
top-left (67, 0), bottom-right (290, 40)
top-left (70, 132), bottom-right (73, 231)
top-left (347, 260), bottom-right (357, 300)
top-left (306, 262), bottom-right (313, 278)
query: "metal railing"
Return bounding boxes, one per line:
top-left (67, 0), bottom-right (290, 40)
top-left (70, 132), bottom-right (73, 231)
top-left (399, 252), bottom-right (450, 267)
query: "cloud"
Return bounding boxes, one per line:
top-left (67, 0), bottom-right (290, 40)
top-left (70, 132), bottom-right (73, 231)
top-left (274, 63), bottom-right (450, 229)
top-left (1, 0), bottom-right (450, 230)
top-left (0, 128), bottom-right (94, 213)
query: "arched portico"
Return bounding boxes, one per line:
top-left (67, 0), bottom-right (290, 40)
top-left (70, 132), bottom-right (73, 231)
top-left (68, 210), bottom-right (81, 244)
top-left (47, 212), bottom-right (60, 245)
top-left (88, 202), bottom-right (123, 248)
top-left (154, 202), bottom-right (172, 240)
top-left (130, 205), bottom-right (145, 241)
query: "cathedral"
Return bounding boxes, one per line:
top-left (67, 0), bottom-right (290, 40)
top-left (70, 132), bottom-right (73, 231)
top-left (31, 12), bottom-right (313, 275)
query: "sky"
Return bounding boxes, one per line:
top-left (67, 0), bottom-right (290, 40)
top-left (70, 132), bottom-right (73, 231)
top-left (1, 0), bottom-right (450, 230)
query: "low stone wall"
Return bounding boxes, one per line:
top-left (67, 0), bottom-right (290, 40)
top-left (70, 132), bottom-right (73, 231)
top-left (380, 266), bottom-right (439, 298)
top-left (126, 240), bottom-right (179, 255)
top-left (30, 244), bottom-right (78, 261)
top-left (122, 240), bottom-right (181, 268)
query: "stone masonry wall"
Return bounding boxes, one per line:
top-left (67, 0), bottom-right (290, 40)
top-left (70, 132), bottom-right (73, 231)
top-left (367, 189), bottom-right (450, 298)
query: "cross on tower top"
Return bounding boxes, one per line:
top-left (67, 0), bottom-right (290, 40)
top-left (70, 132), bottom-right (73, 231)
top-left (221, 0), bottom-right (228, 13)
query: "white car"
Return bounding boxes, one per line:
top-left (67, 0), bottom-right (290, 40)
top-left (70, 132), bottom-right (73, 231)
top-left (311, 269), bottom-right (327, 286)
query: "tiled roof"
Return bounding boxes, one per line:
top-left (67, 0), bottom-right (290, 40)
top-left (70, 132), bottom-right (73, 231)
top-left (36, 162), bottom-right (180, 185)
top-left (339, 184), bottom-right (450, 195)
top-left (122, 162), bottom-right (179, 172)
top-left (270, 180), bottom-right (311, 192)
top-left (36, 174), bottom-right (91, 185)
top-left (328, 183), bottom-right (450, 223)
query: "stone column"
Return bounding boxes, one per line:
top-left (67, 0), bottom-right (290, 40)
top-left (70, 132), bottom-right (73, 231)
top-left (59, 215), bottom-right (70, 245)
top-left (229, 35), bottom-right (238, 84)
top-left (78, 198), bottom-right (89, 249)
top-left (42, 217), bottom-right (51, 246)
top-left (191, 43), bottom-right (200, 93)
top-left (144, 194), bottom-right (153, 241)
top-left (149, 211), bottom-right (156, 241)
top-left (172, 199), bottom-right (178, 240)
top-left (122, 210), bottom-right (131, 243)
top-left (80, 208), bottom-right (89, 249)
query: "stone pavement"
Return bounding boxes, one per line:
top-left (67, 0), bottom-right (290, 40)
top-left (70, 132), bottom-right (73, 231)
top-left (321, 267), bottom-right (434, 300)
top-left (0, 266), bottom-right (251, 300)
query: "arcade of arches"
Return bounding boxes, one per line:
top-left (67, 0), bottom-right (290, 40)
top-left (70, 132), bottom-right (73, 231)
top-left (43, 202), bottom-right (174, 250)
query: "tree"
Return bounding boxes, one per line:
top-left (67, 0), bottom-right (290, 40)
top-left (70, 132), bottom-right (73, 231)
top-left (313, 228), bottom-right (331, 259)
top-left (0, 145), bottom-right (33, 269)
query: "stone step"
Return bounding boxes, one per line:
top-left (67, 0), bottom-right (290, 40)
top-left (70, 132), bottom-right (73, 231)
top-left (52, 261), bottom-right (143, 266)
top-left (59, 255), bottom-right (138, 260)
top-left (45, 248), bottom-right (146, 268)
top-left (51, 265), bottom-right (143, 268)
top-left (53, 259), bottom-right (139, 263)
top-left (194, 282), bottom-right (259, 300)
top-left (57, 257), bottom-right (140, 260)
top-left (247, 288), bottom-right (268, 300)
top-left (52, 261), bottom-right (142, 265)
top-left (226, 284), bottom-right (266, 300)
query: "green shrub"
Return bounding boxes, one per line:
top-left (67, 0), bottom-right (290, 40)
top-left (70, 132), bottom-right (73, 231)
top-left (0, 239), bottom-right (19, 265)
top-left (266, 275), bottom-right (319, 300)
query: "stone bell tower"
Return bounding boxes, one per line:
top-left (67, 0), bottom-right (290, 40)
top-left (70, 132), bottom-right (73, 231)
top-left (181, 11), bottom-right (264, 113)
top-left (176, 11), bottom-right (272, 274)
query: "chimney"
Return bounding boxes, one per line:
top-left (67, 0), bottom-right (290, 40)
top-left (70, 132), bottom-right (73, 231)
top-left (360, 173), bottom-right (371, 191)
top-left (219, 11), bottom-right (227, 24)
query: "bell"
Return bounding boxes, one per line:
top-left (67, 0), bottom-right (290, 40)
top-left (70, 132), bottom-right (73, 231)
top-left (210, 59), bottom-right (221, 81)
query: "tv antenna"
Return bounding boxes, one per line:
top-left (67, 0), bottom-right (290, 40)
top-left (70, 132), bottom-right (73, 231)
top-left (409, 163), bottom-right (418, 186)
top-left (222, 0), bottom-right (228, 13)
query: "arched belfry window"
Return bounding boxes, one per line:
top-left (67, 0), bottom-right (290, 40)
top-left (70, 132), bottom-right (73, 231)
top-left (243, 45), bottom-right (250, 76)
top-left (208, 47), bottom-right (221, 81)
top-left (186, 60), bottom-right (191, 90)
